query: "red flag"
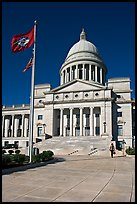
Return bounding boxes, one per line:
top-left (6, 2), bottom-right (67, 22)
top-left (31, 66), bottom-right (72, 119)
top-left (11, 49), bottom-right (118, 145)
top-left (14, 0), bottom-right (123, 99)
top-left (22, 55), bottom-right (34, 72)
top-left (11, 27), bottom-right (34, 53)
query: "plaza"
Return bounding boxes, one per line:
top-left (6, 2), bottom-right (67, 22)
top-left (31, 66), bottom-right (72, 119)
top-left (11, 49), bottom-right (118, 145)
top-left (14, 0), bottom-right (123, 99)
top-left (2, 154), bottom-right (135, 202)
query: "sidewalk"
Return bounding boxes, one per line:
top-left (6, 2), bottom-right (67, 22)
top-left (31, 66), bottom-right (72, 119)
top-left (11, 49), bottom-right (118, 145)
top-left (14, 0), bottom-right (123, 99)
top-left (2, 154), bottom-right (135, 202)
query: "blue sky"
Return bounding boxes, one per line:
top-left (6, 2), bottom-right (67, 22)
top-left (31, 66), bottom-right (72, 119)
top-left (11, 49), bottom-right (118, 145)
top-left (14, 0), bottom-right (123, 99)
top-left (2, 2), bottom-right (135, 106)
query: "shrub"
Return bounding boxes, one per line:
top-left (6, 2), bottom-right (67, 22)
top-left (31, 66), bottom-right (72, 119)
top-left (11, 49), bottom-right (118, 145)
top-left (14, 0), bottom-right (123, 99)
top-left (41, 150), bottom-right (54, 160)
top-left (32, 154), bottom-right (42, 163)
top-left (2, 154), bottom-right (12, 166)
top-left (15, 150), bottom-right (21, 154)
top-left (46, 150), bottom-right (54, 158)
top-left (2, 149), bottom-right (6, 154)
top-left (126, 147), bottom-right (135, 155)
top-left (8, 150), bottom-right (14, 154)
top-left (13, 154), bottom-right (26, 164)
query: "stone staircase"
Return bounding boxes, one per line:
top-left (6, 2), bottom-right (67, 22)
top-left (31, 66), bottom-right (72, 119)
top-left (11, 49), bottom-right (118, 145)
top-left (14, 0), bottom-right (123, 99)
top-left (33, 136), bottom-right (111, 156)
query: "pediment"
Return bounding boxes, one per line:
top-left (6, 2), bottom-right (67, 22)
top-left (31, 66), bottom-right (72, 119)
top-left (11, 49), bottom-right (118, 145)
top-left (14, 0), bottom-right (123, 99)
top-left (51, 79), bottom-right (105, 93)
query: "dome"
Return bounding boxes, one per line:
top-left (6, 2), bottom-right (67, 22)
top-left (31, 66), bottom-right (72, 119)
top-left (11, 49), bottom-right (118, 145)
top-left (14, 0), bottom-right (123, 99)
top-left (60, 29), bottom-right (107, 86)
top-left (64, 29), bottom-right (101, 64)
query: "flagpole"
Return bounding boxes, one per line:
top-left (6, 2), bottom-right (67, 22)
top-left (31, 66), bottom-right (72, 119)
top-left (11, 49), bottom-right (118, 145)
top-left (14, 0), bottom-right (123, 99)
top-left (29, 20), bottom-right (37, 163)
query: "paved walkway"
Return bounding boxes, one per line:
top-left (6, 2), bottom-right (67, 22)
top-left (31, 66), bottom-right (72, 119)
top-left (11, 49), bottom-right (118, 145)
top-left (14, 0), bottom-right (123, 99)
top-left (2, 155), bottom-right (135, 202)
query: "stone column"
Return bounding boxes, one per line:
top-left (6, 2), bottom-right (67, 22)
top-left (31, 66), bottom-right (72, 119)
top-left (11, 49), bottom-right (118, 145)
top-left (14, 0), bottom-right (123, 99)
top-left (95, 65), bottom-right (97, 82)
top-left (80, 107), bottom-right (83, 136)
top-left (70, 108), bottom-right (73, 136)
top-left (63, 71), bottom-right (65, 84)
top-left (83, 113), bottom-right (86, 136)
top-left (22, 114), bottom-right (25, 137)
top-left (11, 115), bottom-right (14, 137)
top-left (70, 67), bottom-right (72, 81)
top-left (73, 113), bottom-right (76, 136)
top-left (63, 114), bottom-right (66, 137)
top-left (65, 69), bottom-right (67, 83)
top-left (60, 109), bottom-right (63, 136)
top-left (5, 117), bottom-right (10, 137)
top-left (60, 73), bottom-right (63, 85)
top-left (76, 64), bottom-right (78, 79)
top-left (14, 116), bottom-right (19, 137)
top-left (90, 107), bottom-right (94, 136)
top-left (24, 116), bottom-right (29, 137)
top-left (83, 65), bottom-right (85, 80)
top-left (100, 68), bottom-right (102, 84)
top-left (2, 115), bottom-right (4, 137)
top-left (89, 64), bottom-right (91, 80)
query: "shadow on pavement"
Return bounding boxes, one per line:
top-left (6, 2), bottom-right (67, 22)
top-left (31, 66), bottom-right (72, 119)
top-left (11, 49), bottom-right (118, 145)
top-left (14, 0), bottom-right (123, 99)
top-left (2, 157), bottom-right (66, 175)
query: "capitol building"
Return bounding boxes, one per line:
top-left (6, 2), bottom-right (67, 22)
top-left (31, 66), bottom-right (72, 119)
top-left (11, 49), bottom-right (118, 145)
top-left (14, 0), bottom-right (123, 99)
top-left (2, 29), bottom-right (135, 154)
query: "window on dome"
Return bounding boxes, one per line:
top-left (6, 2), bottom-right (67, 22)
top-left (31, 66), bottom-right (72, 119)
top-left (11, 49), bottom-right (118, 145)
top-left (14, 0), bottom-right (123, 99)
top-left (91, 65), bottom-right (95, 80)
top-left (85, 64), bottom-right (89, 80)
top-left (63, 70), bottom-right (65, 83)
top-left (78, 64), bottom-right (83, 79)
top-left (67, 68), bottom-right (70, 82)
top-left (97, 66), bottom-right (100, 83)
top-left (72, 65), bottom-right (76, 80)
top-left (79, 69), bottom-right (82, 79)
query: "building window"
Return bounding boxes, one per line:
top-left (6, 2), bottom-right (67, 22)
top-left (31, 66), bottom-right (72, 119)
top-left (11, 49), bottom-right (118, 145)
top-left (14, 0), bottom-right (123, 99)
top-left (14, 141), bottom-right (19, 148)
top-left (56, 95), bottom-right (59, 99)
top-left (95, 113), bottom-right (99, 117)
top-left (26, 141), bottom-right (29, 147)
top-left (117, 95), bottom-right (121, 98)
top-left (95, 127), bottom-right (100, 135)
top-left (85, 93), bottom-right (88, 97)
top-left (95, 92), bottom-right (99, 96)
top-left (8, 129), bottom-right (12, 137)
top-left (17, 129), bottom-right (21, 137)
top-left (117, 125), bottom-right (123, 136)
top-left (85, 114), bottom-right (89, 127)
top-left (67, 115), bottom-right (70, 127)
top-left (76, 114), bottom-right (80, 126)
top-left (75, 94), bottom-right (78, 98)
top-left (38, 127), bottom-right (43, 136)
top-left (19, 117), bottom-right (22, 126)
top-left (27, 129), bottom-right (29, 137)
top-left (117, 112), bottom-right (122, 117)
top-left (38, 115), bottom-right (43, 120)
top-left (4, 141), bottom-right (9, 147)
top-left (65, 95), bottom-right (69, 98)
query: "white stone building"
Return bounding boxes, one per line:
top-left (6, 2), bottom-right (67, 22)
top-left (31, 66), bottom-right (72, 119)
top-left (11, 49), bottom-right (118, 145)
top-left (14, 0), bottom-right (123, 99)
top-left (2, 29), bottom-right (134, 151)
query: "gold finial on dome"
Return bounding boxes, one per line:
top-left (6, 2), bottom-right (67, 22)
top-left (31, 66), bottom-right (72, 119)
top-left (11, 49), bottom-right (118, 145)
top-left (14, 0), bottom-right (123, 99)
top-left (80, 28), bottom-right (86, 40)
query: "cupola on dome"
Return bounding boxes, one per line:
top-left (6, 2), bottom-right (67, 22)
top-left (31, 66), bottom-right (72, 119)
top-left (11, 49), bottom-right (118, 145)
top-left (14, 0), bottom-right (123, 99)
top-left (65, 29), bottom-right (101, 63)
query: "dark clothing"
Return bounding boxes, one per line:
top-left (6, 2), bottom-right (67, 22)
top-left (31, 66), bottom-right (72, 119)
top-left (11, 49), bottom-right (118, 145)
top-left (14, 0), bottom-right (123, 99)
top-left (109, 143), bottom-right (115, 158)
